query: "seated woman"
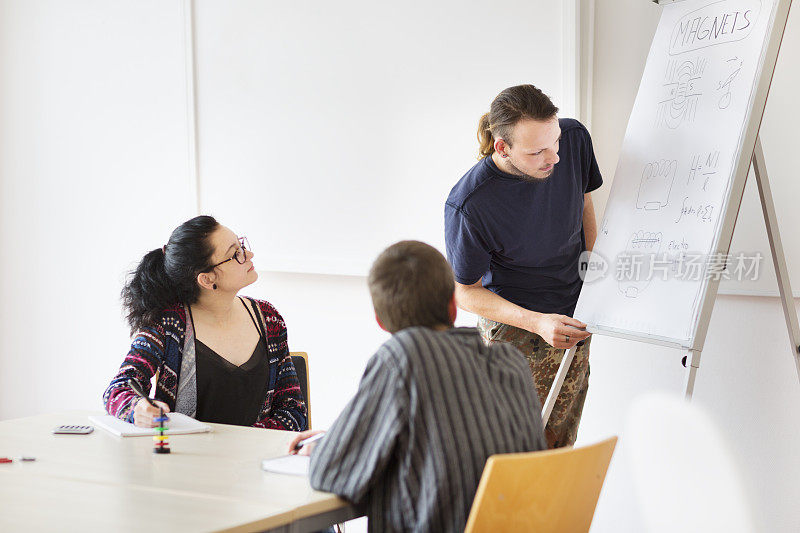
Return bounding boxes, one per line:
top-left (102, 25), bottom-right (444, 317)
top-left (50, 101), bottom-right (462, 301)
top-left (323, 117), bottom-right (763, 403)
top-left (103, 215), bottom-right (307, 430)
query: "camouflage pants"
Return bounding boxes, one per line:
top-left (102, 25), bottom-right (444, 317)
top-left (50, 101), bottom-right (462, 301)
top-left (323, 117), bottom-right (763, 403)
top-left (478, 317), bottom-right (591, 449)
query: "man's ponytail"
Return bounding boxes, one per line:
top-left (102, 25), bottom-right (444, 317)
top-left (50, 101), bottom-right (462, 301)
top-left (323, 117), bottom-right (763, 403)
top-left (477, 112), bottom-right (495, 159)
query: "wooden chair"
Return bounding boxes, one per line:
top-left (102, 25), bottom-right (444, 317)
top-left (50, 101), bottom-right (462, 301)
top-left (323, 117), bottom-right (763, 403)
top-left (465, 437), bottom-right (618, 533)
top-left (290, 352), bottom-right (310, 428)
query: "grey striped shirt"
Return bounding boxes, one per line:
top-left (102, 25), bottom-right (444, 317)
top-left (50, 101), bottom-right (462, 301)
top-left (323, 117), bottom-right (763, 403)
top-left (309, 326), bottom-right (547, 532)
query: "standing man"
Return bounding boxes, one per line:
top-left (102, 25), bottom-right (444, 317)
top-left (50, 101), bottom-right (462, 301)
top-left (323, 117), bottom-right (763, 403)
top-left (445, 84), bottom-right (602, 448)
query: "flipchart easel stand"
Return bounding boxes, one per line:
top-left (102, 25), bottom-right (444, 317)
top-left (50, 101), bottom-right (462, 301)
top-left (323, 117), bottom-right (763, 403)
top-left (542, 0), bottom-right (800, 426)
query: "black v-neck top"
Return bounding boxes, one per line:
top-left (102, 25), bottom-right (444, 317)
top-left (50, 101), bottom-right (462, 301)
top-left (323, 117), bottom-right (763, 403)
top-left (193, 299), bottom-right (269, 426)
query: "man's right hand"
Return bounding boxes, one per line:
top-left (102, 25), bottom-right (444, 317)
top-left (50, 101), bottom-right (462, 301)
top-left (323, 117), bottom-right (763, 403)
top-left (133, 398), bottom-right (171, 428)
top-left (530, 313), bottom-right (591, 349)
top-left (453, 280), bottom-right (591, 350)
top-left (288, 430), bottom-right (326, 456)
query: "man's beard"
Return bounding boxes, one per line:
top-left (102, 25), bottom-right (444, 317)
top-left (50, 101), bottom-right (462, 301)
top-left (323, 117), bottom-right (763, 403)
top-left (506, 157), bottom-right (554, 183)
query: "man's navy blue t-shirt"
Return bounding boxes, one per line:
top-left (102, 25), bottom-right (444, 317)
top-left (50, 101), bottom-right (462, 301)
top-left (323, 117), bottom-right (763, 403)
top-left (444, 118), bottom-right (602, 317)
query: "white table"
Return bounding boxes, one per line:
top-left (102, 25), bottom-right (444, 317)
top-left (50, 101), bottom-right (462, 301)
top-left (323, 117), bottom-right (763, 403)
top-left (0, 411), bottom-right (361, 532)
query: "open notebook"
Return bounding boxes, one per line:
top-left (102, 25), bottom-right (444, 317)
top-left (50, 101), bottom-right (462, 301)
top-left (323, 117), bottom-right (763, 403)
top-left (88, 413), bottom-right (212, 437)
top-left (261, 455), bottom-right (310, 476)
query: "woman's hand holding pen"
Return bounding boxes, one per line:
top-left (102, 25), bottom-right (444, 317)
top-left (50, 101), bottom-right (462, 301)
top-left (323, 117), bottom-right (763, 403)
top-left (127, 379), bottom-right (171, 428)
top-left (133, 398), bottom-right (171, 428)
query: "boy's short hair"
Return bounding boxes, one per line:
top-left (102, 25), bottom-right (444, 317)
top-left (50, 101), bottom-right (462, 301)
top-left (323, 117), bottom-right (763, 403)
top-left (368, 241), bottom-right (455, 333)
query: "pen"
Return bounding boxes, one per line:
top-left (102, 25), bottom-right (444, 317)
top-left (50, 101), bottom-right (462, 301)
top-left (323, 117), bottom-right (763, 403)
top-left (293, 432), bottom-right (325, 451)
top-left (564, 324), bottom-right (589, 347)
top-left (127, 379), bottom-right (157, 408)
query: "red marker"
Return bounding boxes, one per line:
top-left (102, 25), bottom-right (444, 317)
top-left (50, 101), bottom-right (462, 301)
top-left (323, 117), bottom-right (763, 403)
top-left (0, 458), bottom-right (12, 463)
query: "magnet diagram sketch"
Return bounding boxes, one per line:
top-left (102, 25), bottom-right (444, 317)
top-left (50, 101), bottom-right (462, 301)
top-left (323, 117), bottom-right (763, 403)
top-left (718, 56), bottom-right (743, 109)
top-left (618, 231), bottom-right (664, 299)
top-left (637, 159), bottom-right (677, 210)
top-left (656, 57), bottom-right (708, 129)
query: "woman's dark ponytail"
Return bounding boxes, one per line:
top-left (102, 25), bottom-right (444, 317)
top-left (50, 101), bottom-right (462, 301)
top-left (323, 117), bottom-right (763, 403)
top-left (122, 215), bottom-right (219, 335)
top-left (122, 248), bottom-right (177, 334)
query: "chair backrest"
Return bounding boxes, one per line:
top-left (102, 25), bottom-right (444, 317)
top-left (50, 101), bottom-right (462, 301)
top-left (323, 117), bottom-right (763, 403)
top-left (290, 352), bottom-right (310, 428)
top-left (464, 437), bottom-right (618, 533)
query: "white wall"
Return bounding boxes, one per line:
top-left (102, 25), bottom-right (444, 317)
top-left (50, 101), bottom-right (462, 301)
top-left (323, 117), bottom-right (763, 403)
top-left (0, 1), bottom-right (195, 420)
top-left (192, 0), bottom-right (569, 276)
top-left (587, 1), bottom-right (800, 531)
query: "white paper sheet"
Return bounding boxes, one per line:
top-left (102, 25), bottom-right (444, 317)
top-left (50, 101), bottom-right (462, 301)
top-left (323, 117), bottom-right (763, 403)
top-left (88, 413), bottom-right (212, 437)
top-left (261, 455), bottom-right (310, 477)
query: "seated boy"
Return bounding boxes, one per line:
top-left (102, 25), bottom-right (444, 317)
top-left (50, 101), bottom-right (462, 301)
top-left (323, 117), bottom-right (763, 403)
top-left (289, 241), bottom-right (547, 532)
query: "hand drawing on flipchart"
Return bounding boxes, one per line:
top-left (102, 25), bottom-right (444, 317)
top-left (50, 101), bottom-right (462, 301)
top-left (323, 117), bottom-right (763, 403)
top-left (618, 231), bottom-right (663, 299)
top-left (718, 56), bottom-right (743, 109)
top-left (688, 150), bottom-right (720, 191)
top-left (637, 159), bottom-right (677, 210)
top-left (656, 58), bottom-right (707, 129)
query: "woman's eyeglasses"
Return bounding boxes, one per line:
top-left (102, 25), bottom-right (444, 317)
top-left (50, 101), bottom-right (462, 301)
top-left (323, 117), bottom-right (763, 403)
top-left (203, 236), bottom-right (250, 272)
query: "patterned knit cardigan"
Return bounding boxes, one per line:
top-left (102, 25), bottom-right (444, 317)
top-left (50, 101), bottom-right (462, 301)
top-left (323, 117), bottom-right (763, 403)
top-left (103, 298), bottom-right (307, 431)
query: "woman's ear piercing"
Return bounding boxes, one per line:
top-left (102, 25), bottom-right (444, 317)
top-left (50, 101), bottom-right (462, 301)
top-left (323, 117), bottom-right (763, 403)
top-left (212, 284), bottom-right (217, 290)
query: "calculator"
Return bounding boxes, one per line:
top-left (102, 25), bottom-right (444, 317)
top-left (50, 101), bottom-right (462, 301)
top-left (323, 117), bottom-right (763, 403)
top-left (53, 425), bottom-right (94, 435)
